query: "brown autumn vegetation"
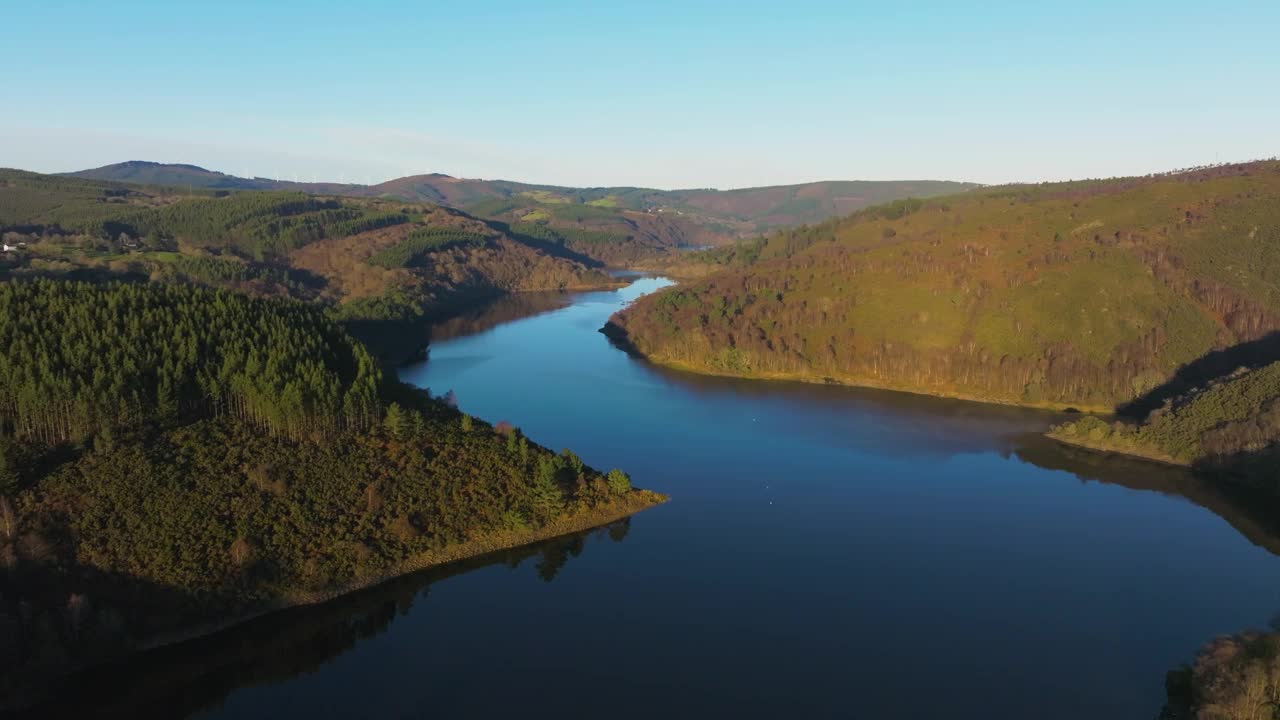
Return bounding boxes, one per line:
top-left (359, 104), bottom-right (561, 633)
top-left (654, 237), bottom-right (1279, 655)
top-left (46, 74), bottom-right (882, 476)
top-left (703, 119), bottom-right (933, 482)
top-left (607, 161), bottom-right (1280, 412)
top-left (1163, 629), bottom-right (1280, 720)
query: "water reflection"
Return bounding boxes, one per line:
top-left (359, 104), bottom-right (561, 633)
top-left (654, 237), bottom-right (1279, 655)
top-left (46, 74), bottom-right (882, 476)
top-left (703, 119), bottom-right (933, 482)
top-left (19, 521), bottom-right (632, 720)
top-left (635, 362), bottom-right (1071, 461)
top-left (388, 276), bottom-right (1280, 719)
top-left (32, 436), bottom-right (1280, 720)
top-left (412, 280), bottom-right (1280, 558)
top-left (32, 277), bottom-right (1280, 720)
top-left (1014, 436), bottom-right (1280, 557)
top-left (426, 291), bottom-right (576, 344)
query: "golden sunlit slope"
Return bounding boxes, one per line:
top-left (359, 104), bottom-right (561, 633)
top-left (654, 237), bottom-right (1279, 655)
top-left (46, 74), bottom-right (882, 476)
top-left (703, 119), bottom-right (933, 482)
top-left (606, 162), bottom-right (1280, 411)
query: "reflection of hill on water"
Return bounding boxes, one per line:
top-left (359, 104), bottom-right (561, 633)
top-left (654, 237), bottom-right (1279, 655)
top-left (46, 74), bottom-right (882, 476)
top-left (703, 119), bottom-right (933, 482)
top-left (1014, 436), bottom-right (1280, 558)
top-left (428, 291), bottom-right (574, 344)
top-left (641, 357), bottom-right (1280, 556)
top-left (634, 359), bottom-right (1069, 460)
top-left (18, 520), bottom-right (630, 720)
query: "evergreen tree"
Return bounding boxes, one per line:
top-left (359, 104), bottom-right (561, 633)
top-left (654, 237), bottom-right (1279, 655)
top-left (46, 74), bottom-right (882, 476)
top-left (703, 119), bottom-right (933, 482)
top-left (0, 442), bottom-right (17, 496)
top-left (530, 457), bottom-right (564, 521)
top-left (383, 403), bottom-right (407, 440)
top-left (0, 280), bottom-right (382, 444)
top-left (561, 449), bottom-right (585, 478)
top-left (606, 468), bottom-right (632, 496)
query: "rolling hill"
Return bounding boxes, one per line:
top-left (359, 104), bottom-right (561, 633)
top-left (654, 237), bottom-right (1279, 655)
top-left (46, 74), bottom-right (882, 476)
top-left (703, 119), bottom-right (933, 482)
top-left (0, 168), bottom-right (614, 360)
top-left (605, 161), bottom-right (1280, 413)
top-left (68, 160), bottom-right (353, 194)
top-left (65, 162), bottom-right (977, 262)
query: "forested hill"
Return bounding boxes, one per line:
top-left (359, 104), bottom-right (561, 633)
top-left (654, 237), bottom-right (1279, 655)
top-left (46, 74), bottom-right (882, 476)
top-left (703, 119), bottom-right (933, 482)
top-left (605, 161), bottom-right (1280, 412)
top-left (59, 159), bottom-right (348, 193)
top-left (65, 162), bottom-right (976, 254)
top-left (0, 279), bottom-right (663, 707)
top-left (0, 168), bottom-right (614, 360)
top-left (1048, 360), bottom-right (1280, 483)
top-left (0, 280), bottom-right (382, 444)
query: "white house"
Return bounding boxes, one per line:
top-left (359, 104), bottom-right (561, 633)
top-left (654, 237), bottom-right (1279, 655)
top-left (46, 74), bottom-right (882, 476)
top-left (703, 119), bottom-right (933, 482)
top-left (1, 244), bottom-right (17, 253)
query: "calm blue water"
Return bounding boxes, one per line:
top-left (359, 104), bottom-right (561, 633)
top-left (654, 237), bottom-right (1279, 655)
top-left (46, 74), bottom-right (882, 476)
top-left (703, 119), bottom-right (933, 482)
top-left (44, 277), bottom-right (1280, 719)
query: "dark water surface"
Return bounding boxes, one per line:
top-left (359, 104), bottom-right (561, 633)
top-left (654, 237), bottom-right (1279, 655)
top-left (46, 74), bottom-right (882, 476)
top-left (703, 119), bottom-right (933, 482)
top-left (43, 277), bottom-right (1280, 719)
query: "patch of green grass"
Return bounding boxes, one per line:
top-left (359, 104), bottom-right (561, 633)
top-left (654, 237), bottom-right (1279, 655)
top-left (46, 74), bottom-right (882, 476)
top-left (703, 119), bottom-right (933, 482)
top-left (519, 190), bottom-right (571, 205)
top-left (548, 203), bottom-right (625, 223)
top-left (461, 198), bottom-right (522, 217)
top-left (134, 251), bottom-right (184, 264)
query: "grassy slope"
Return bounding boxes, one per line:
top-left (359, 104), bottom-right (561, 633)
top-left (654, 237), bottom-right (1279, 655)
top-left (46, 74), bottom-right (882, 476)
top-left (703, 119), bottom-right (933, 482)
top-left (606, 162), bottom-right (1280, 411)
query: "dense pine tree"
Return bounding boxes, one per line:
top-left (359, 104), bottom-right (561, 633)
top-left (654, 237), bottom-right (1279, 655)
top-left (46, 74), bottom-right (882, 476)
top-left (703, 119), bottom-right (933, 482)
top-left (0, 279), bottom-right (381, 444)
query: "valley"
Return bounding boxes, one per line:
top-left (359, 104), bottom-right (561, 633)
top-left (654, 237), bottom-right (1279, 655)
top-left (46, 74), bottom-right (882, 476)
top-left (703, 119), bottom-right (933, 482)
top-left (4, 160), bottom-right (1280, 719)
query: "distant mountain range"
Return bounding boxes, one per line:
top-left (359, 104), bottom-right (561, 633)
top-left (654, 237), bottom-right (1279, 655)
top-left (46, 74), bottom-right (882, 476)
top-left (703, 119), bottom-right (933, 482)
top-left (65, 161), bottom-right (978, 239)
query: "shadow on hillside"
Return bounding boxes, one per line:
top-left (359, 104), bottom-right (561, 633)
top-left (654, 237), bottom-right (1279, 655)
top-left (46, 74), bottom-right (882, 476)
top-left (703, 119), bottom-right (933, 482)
top-left (0, 559), bottom-right (230, 714)
top-left (0, 264), bottom-right (152, 285)
top-left (276, 264), bottom-right (328, 292)
top-left (488, 220), bottom-right (607, 268)
top-left (10, 521), bottom-right (630, 719)
top-left (426, 290), bottom-right (573, 343)
top-left (343, 286), bottom-right (508, 366)
top-left (1120, 331), bottom-right (1280, 420)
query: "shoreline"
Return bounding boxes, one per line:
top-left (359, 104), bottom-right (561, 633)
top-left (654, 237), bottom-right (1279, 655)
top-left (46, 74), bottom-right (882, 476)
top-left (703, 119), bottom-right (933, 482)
top-left (6, 490), bottom-right (667, 712)
top-left (1044, 432), bottom-right (1187, 467)
top-left (361, 277), bottom-right (629, 367)
top-left (142, 490), bottom-right (667, 651)
top-left (613, 345), bottom-right (1204, 470)
top-left (601, 328), bottom-right (1113, 415)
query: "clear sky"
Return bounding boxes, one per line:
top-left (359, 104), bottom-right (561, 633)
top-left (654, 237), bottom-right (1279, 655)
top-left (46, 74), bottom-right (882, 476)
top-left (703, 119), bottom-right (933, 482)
top-left (2, 0), bottom-right (1277, 189)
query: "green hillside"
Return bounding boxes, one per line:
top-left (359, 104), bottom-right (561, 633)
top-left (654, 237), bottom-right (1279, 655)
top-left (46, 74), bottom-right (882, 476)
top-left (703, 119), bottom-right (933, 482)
top-left (605, 161), bottom-right (1280, 412)
top-left (0, 280), bottom-right (381, 445)
top-left (68, 160), bottom-right (352, 194)
top-left (0, 280), bottom-right (662, 701)
top-left (1049, 360), bottom-right (1280, 484)
top-left (69, 160), bottom-right (276, 190)
top-left (0, 168), bottom-right (614, 360)
top-left (63, 162), bottom-right (977, 264)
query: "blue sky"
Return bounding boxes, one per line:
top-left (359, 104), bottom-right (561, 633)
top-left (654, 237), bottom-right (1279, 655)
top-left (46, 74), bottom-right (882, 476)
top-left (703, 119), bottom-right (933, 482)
top-left (2, 0), bottom-right (1277, 188)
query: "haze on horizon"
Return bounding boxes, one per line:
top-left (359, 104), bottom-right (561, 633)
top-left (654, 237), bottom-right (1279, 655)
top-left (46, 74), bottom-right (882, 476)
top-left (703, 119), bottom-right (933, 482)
top-left (3, 0), bottom-right (1277, 190)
